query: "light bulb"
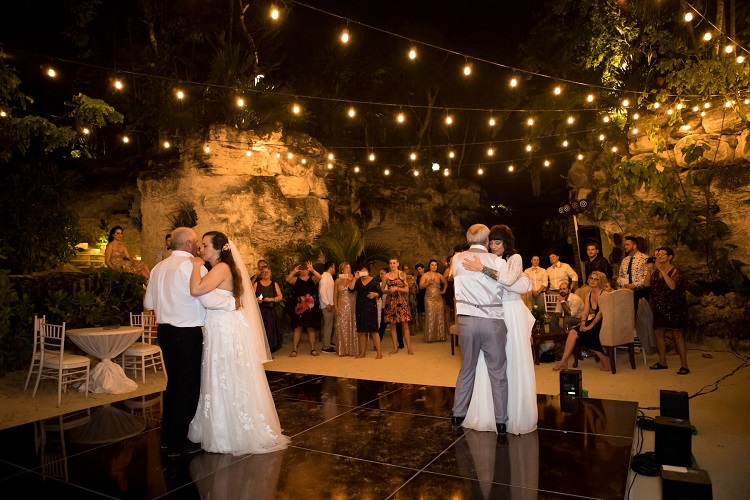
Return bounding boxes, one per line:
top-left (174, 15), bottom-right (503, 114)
top-left (397, 113), bottom-right (405, 123)
top-left (47, 68), bottom-right (56, 78)
top-left (587, 94), bottom-right (594, 102)
top-left (701, 111), bottom-right (706, 117)
top-left (622, 99), bottom-right (630, 107)
top-left (726, 45), bottom-right (734, 54)
top-left (410, 152), bottom-right (417, 161)
top-left (432, 163), bottom-right (440, 171)
top-left (703, 32), bottom-right (712, 41)
top-left (204, 146), bottom-right (211, 153)
top-left (292, 104), bottom-right (301, 114)
top-left (477, 168), bottom-right (484, 175)
top-left (632, 128), bottom-right (638, 134)
top-left (301, 159), bottom-right (306, 164)
top-left (667, 108), bottom-right (673, 115)
top-left (463, 64), bottom-right (471, 76)
top-left (82, 127), bottom-right (90, 135)
top-left (653, 102), bottom-right (660, 109)
top-left (445, 115), bottom-right (453, 125)
top-left (328, 153), bottom-right (334, 160)
top-left (443, 169), bottom-right (450, 177)
top-left (526, 144), bottom-right (532, 152)
top-left (0, 111), bottom-right (6, 117)
top-left (704, 102), bottom-right (710, 109)
top-left (633, 113), bottom-right (640, 120)
top-left (246, 150), bottom-right (252, 156)
top-left (487, 148), bottom-right (494, 156)
top-left (510, 77), bottom-right (518, 87)
top-left (599, 134), bottom-right (605, 141)
top-left (122, 136), bottom-right (130, 143)
top-left (489, 117), bottom-right (496, 126)
top-left (677, 103), bottom-right (683, 110)
top-left (341, 30), bottom-right (349, 44)
top-left (527, 118), bottom-right (534, 126)
top-left (603, 116), bottom-right (610, 123)
top-left (271, 7), bottom-right (279, 20)
top-left (287, 153), bottom-right (293, 159)
top-left (448, 151), bottom-right (455, 159)
top-left (348, 107), bottom-right (356, 118)
top-left (738, 56), bottom-right (745, 63)
top-left (577, 154), bottom-right (584, 160)
top-left (745, 99), bottom-right (750, 105)
top-left (176, 90), bottom-right (184, 99)
top-left (567, 116), bottom-right (574, 124)
top-left (726, 101), bottom-right (732, 108)
top-left (611, 146), bottom-right (618, 153)
top-left (544, 160), bottom-right (550, 167)
top-left (354, 166), bottom-right (360, 173)
top-left (507, 165), bottom-right (514, 172)
top-left (681, 125), bottom-right (691, 131)
top-left (684, 12), bottom-right (693, 22)
top-left (327, 163), bottom-right (333, 169)
top-left (409, 47), bottom-right (417, 60)
top-left (413, 170), bottom-right (419, 177)
top-left (693, 106), bottom-right (699, 112)
top-left (384, 169), bottom-right (390, 176)
top-left (562, 140), bottom-right (569, 147)
top-left (275, 153), bottom-right (281, 158)
top-left (368, 153), bottom-right (376, 162)
top-left (163, 141), bottom-right (170, 149)
top-left (554, 86), bottom-right (561, 95)
top-left (114, 80), bottom-right (123, 90)
top-left (237, 98), bottom-right (245, 107)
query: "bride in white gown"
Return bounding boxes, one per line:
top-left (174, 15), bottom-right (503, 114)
top-left (461, 225), bottom-right (538, 435)
top-left (187, 231), bottom-right (290, 455)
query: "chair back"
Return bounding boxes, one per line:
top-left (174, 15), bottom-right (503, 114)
top-left (131, 311), bottom-right (157, 344)
top-left (575, 285), bottom-right (591, 302)
top-left (40, 322), bottom-right (67, 356)
top-left (544, 293), bottom-right (558, 313)
top-left (33, 315), bottom-right (46, 349)
top-left (598, 289), bottom-right (635, 347)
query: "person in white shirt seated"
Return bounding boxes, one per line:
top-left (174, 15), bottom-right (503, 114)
top-left (547, 252), bottom-right (578, 293)
top-left (554, 282), bottom-right (583, 330)
top-left (523, 256), bottom-right (548, 311)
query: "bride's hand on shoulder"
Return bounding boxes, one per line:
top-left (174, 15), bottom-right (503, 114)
top-left (462, 255), bottom-right (483, 272)
top-left (190, 256), bottom-right (205, 266)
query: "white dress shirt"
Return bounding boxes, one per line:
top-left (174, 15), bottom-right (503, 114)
top-left (555, 293), bottom-right (584, 318)
top-left (452, 245), bottom-right (506, 319)
top-left (144, 250), bottom-right (235, 327)
top-left (547, 262), bottom-right (578, 290)
top-left (524, 266), bottom-right (548, 292)
top-left (319, 271), bottom-right (334, 309)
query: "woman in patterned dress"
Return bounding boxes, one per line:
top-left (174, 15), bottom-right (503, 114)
top-left (420, 259), bottom-right (446, 341)
top-left (382, 258), bottom-right (414, 355)
top-left (333, 262), bottom-right (357, 356)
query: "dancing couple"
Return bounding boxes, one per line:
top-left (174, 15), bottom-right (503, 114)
top-left (451, 224), bottom-right (538, 436)
top-left (145, 227), bottom-right (289, 458)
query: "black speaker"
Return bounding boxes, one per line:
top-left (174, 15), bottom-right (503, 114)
top-left (559, 369), bottom-right (582, 397)
top-left (560, 395), bottom-right (581, 414)
top-left (661, 390), bottom-right (690, 420)
top-left (655, 416), bottom-right (692, 467)
top-left (661, 466), bottom-right (712, 499)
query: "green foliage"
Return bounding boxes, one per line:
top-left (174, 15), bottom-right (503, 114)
top-left (313, 222), bottom-right (394, 269)
top-left (0, 269), bottom-right (19, 371)
top-left (167, 201), bottom-right (198, 229)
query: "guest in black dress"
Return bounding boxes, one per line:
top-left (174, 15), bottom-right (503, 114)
top-left (646, 247), bottom-right (690, 374)
top-left (349, 263), bottom-right (383, 359)
top-left (253, 268), bottom-right (283, 352)
top-left (285, 262), bottom-right (322, 356)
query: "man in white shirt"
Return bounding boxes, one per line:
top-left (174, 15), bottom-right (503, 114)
top-left (144, 227), bottom-right (236, 458)
top-left (319, 260), bottom-right (336, 353)
top-left (547, 252), bottom-right (578, 293)
top-left (617, 235), bottom-right (649, 314)
top-left (554, 282), bottom-right (584, 330)
top-left (451, 224), bottom-right (508, 435)
top-left (524, 256), bottom-right (548, 311)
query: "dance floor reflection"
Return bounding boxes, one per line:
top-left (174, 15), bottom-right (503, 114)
top-left (0, 373), bottom-right (637, 499)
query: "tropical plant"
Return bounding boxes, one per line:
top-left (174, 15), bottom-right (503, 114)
top-left (167, 202), bottom-right (198, 229)
top-left (313, 222), bottom-right (394, 269)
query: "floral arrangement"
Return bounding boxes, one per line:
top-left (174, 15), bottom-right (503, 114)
top-left (531, 305), bottom-right (548, 325)
top-left (294, 294), bottom-right (316, 315)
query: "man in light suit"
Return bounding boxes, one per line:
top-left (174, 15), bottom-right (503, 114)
top-left (451, 224), bottom-right (509, 435)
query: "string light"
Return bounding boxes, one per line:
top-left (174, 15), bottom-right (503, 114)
top-left (631, 127), bottom-right (638, 134)
top-left (448, 151), bottom-right (455, 159)
top-left (163, 141), bottom-right (170, 149)
top-left (703, 32), bottom-right (712, 41)
top-left (0, 111), bottom-right (7, 117)
top-left (562, 140), bottom-right (569, 147)
top-left (611, 146), bottom-right (618, 153)
top-left (354, 166), bottom-right (360, 173)
top-left (701, 111), bottom-right (706, 116)
top-left (525, 144), bottom-right (532, 152)
top-left (301, 158), bottom-right (307, 164)
top-left (633, 113), bottom-right (640, 120)
top-left (477, 167), bottom-right (484, 175)
top-left (176, 90), bottom-right (184, 100)
top-left (653, 102), bottom-right (660, 109)
top-left (327, 163), bottom-right (334, 169)
top-left (384, 168), bottom-right (390, 176)
top-left (122, 136), bottom-right (130, 143)
top-left (704, 102), bottom-right (711, 109)
top-left (114, 80), bottom-right (123, 90)
top-left (667, 108), bottom-right (673, 115)
top-left (410, 152), bottom-right (417, 160)
top-left (408, 47), bottom-right (417, 60)
top-left (586, 94), bottom-right (594, 103)
top-left (82, 127), bottom-right (90, 135)
top-left (599, 134), bottom-right (605, 141)
top-left (443, 168), bottom-right (450, 176)
top-left (507, 165), bottom-right (514, 172)
top-left (348, 107), bottom-right (356, 118)
top-left (368, 153), bottom-right (376, 161)
top-left (463, 60), bottom-right (472, 76)
top-left (725, 101), bottom-right (732, 108)
top-left (681, 124), bottom-right (691, 131)
top-left (270, 7), bottom-right (279, 20)
top-left (487, 147), bottom-right (494, 156)
top-left (341, 29), bottom-right (350, 44)
top-left (684, 12), bottom-right (693, 22)
top-left (204, 146), bottom-right (211, 153)
top-left (396, 112), bottom-right (405, 123)
top-left (567, 116), bottom-right (575, 124)
top-left (236, 97), bottom-right (245, 107)
top-left (287, 152), bottom-right (294, 159)
top-left (276, 153), bottom-right (281, 158)
top-left (489, 117), bottom-right (496, 126)
top-left (622, 99), bottom-right (629, 107)
top-left (432, 163), bottom-right (440, 171)
top-left (553, 85), bottom-right (562, 95)
top-left (692, 105), bottom-right (699, 112)
top-left (745, 99), bottom-right (750, 105)
top-left (526, 118), bottom-right (534, 126)
top-left (738, 56), bottom-right (745, 63)
top-left (602, 116), bottom-right (610, 123)
top-left (46, 68), bottom-right (56, 78)
top-left (577, 154), bottom-right (584, 160)
top-left (510, 77), bottom-right (518, 88)
top-left (445, 115), bottom-right (453, 125)
top-left (544, 160), bottom-right (550, 167)
top-left (245, 149), bottom-right (251, 156)
top-left (328, 153), bottom-right (335, 160)
top-left (413, 170), bottom-right (419, 177)
top-left (677, 103), bottom-right (683, 110)
top-left (726, 45), bottom-right (734, 54)
top-left (292, 104), bottom-right (301, 114)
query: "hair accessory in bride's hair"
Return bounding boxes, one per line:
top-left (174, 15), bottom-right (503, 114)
top-left (222, 243), bottom-right (230, 251)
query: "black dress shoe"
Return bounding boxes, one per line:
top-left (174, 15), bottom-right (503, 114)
top-left (496, 423), bottom-right (507, 436)
top-left (451, 416), bottom-right (465, 427)
top-left (164, 448), bottom-right (182, 459)
top-left (182, 441), bottom-right (203, 456)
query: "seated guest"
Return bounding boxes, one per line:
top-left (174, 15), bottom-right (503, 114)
top-left (104, 226), bottom-right (150, 281)
top-left (547, 251), bottom-right (578, 293)
top-left (553, 271), bottom-right (612, 372)
top-left (554, 282), bottom-right (584, 330)
top-left (524, 255), bottom-right (548, 311)
top-left (583, 242), bottom-right (612, 282)
top-left (154, 233), bottom-right (172, 264)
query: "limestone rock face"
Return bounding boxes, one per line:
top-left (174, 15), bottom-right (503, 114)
top-left (139, 124), bottom-right (329, 268)
top-left (673, 134), bottom-right (736, 167)
top-left (628, 135), bottom-right (658, 155)
top-left (701, 108), bottom-right (746, 135)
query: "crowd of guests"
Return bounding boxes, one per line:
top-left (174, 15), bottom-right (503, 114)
top-left (104, 224), bottom-right (690, 373)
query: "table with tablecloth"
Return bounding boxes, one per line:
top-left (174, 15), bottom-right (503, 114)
top-left (66, 326), bottom-right (142, 394)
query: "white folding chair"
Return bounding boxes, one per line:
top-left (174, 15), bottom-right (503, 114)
top-left (544, 292), bottom-right (558, 314)
top-left (32, 322), bottom-right (90, 406)
top-left (121, 312), bottom-right (166, 383)
top-left (24, 315), bottom-right (45, 390)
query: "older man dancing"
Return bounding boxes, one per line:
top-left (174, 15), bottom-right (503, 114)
top-left (451, 224), bottom-right (509, 435)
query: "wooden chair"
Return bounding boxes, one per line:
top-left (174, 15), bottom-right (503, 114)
top-left (121, 312), bottom-right (166, 383)
top-left (599, 289), bottom-right (637, 374)
top-left (32, 322), bottom-right (90, 406)
top-left (24, 315), bottom-right (45, 390)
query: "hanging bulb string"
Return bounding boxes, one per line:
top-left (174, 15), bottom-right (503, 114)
top-left (681, 0), bottom-right (750, 56)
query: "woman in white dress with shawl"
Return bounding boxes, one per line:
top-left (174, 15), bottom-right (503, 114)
top-left (187, 231), bottom-right (289, 455)
top-left (461, 225), bottom-right (538, 435)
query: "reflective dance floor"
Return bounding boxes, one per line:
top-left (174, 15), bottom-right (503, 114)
top-left (0, 372), bottom-right (638, 499)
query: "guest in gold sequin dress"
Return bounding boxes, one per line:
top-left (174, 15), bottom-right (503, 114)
top-left (104, 226), bottom-right (150, 281)
top-left (334, 262), bottom-right (358, 356)
top-left (420, 259), bottom-right (446, 341)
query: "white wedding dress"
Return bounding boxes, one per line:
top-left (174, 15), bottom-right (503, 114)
top-left (188, 253), bottom-right (290, 455)
top-left (463, 254), bottom-right (538, 435)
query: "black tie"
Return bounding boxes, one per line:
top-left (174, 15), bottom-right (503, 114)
top-left (627, 257), bottom-right (633, 284)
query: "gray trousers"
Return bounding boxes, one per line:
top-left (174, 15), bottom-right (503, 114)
top-left (452, 315), bottom-right (508, 423)
top-left (321, 306), bottom-right (335, 348)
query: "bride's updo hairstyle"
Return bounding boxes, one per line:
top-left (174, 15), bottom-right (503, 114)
top-left (489, 224), bottom-right (517, 259)
top-left (203, 231), bottom-right (243, 298)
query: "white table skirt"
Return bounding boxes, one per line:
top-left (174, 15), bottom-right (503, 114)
top-left (67, 326), bottom-right (142, 394)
